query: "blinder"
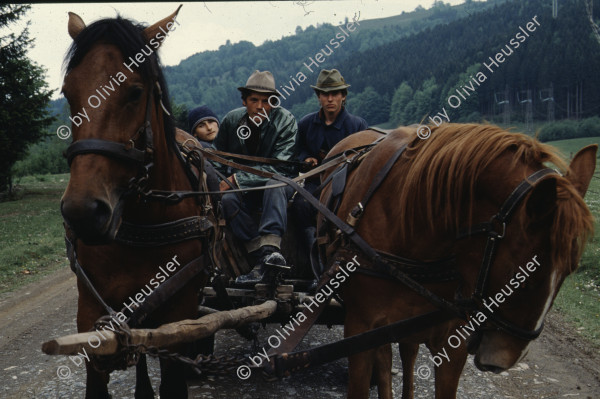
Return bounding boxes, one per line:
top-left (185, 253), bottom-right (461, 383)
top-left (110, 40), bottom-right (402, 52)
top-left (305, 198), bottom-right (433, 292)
top-left (64, 81), bottom-right (157, 175)
top-left (457, 167), bottom-right (559, 341)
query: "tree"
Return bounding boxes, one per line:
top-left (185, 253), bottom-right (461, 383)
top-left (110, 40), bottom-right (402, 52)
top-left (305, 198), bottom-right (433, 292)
top-left (171, 102), bottom-right (190, 131)
top-left (347, 86), bottom-right (391, 125)
top-left (389, 82), bottom-right (414, 125)
top-left (0, 4), bottom-right (54, 195)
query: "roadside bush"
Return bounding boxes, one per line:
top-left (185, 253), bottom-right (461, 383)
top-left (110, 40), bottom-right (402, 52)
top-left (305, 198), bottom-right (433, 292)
top-left (12, 137), bottom-right (69, 178)
top-left (538, 117), bottom-right (600, 142)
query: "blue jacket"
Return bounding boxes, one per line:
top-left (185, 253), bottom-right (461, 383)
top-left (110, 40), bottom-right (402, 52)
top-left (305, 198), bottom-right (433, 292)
top-left (296, 108), bottom-right (368, 163)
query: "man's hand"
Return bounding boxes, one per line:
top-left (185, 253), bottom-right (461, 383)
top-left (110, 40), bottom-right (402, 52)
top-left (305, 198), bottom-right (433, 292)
top-left (220, 175), bottom-right (237, 191)
top-left (304, 157), bottom-right (318, 167)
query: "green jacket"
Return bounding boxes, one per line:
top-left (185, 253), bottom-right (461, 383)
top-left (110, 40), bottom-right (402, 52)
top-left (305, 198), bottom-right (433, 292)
top-left (214, 106), bottom-right (298, 188)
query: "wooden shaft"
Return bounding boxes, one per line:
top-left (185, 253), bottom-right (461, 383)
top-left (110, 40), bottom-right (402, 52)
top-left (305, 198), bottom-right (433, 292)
top-left (42, 300), bottom-right (277, 356)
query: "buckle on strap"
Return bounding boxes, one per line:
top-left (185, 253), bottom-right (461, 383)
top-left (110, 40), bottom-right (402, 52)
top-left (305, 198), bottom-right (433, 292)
top-left (346, 202), bottom-right (364, 226)
top-left (489, 214), bottom-right (506, 239)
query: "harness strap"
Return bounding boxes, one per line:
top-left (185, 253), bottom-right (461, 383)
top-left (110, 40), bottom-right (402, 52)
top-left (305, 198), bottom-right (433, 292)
top-left (137, 145), bottom-right (364, 203)
top-left (65, 139), bottom-right (146, 166)
top-left (267, 309), bottom-right (456, 378)
top-left (64, 230), bottom-right (117, 317)
top-left (347, 143), bottom-right (408, 226)
top-left (354, 250), bottom-right (459, 284)
top-left (126, 253), bottom-right (209, 328)
top-left (269, 173), bottom-right (467, 319)
top-left (115, 216), bottom-right (213, 247)
top-left (463, 168), bottom-right (557, 300)
top-left (201, 148), bottom-right (307, 167)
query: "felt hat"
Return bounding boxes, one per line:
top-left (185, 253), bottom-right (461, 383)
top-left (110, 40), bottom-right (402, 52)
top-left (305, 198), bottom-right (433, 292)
top-left (310, 69), bottom-right (350, 92)
top-left (237, 70), bottom-right (279, 96)
top-left (188, 105), bottom-right (219, 133)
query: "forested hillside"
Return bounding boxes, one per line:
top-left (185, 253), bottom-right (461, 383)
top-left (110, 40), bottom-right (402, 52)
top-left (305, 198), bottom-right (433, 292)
top-left (163, 0), bottom-right (500, 122)
top-left (162, 0), bottom-right (600, 127)
top-left (27, 0), bottom-right (600, 179)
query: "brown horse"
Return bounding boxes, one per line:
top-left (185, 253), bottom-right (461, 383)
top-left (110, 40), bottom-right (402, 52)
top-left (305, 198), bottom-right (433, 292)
top-left (61, 8), bottom-right (208, 398)
top-left (319, 124), bottom-right (596, 398)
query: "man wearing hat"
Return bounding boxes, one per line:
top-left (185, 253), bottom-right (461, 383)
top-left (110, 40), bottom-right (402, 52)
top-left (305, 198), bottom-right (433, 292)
top-left (215, 70), bottom-right (298, 285)
top-left (292, 69), bottom-right (368, 283)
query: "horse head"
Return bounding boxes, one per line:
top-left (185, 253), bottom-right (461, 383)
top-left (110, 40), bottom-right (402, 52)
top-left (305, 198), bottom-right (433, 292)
top-left (441, 128), bottom-right (598, 373)
top-left (60, 7), bottom-right (181, 244)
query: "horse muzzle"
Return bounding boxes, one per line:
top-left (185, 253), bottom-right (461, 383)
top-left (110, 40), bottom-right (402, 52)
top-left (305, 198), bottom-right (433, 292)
top-left (61, 197), bottom-right (123, 244)
top-left (470, 329), bottom-right (529, 373)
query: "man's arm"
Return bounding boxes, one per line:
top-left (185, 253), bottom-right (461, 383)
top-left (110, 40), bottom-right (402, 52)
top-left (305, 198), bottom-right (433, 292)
top-left (295, 115), bottom-right (312, 163)
top-left (234, 110), bottom-right (298, 188)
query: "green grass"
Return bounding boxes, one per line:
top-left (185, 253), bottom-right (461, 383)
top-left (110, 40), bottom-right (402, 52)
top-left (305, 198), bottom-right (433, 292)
top-left (0, 173), bottom-right (69, 293)
top-left (542, 136), bottom-right (600, 160)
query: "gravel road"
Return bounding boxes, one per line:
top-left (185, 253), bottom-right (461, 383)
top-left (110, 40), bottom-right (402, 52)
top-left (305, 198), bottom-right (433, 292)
top-left (0, 266), bottom-right (598, 399)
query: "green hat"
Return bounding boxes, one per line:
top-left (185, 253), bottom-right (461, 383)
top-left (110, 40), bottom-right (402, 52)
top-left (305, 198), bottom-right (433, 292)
top-left (237, 70), bottom-right (279, 96)
top-left (310, 69), bottom-right (350, 92)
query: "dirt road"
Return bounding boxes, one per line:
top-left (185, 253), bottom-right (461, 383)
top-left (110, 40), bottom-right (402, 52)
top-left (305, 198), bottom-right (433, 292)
top-left (0, 266), bottom-right (598, 399)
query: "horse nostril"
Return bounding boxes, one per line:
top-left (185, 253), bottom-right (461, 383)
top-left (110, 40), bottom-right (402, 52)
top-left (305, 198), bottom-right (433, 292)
top-left (91, 199), bottom-right (111, 227)
top-left (61, 198), bottom-right (114, 242)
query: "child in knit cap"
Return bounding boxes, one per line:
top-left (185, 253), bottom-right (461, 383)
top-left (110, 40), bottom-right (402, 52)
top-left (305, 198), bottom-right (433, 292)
top-left (188, 105), bottom-right (220, 148)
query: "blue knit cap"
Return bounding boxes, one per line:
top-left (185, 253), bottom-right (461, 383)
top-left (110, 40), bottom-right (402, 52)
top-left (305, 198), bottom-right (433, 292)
top-left (188, 105), bottom-right (220, 133)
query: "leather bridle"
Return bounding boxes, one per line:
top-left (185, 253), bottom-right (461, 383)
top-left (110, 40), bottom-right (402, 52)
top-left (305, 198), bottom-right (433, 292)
top-left (64, 81), bottom-right (158, 195)
top-left (455, 167), bottom-right (558, 341)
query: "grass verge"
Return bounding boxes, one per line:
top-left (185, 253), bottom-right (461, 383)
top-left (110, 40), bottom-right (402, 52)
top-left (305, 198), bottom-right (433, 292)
top-left (0, 174), bottom-right (69, 294)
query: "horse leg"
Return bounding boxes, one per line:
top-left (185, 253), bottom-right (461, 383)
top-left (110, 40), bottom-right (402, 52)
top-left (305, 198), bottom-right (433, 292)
top-left (399, 343), bottom-right (418, 399)
top-left (428, 344), bottom-right (468, 399)
top-left (373, 344), bottom-right (393, 399)
top-left (347, 348), bottom-right (375, 399)
top-left (346, 313), bottom-right (377, 399)
top-left (134, 354), bottom-right (155, 399)
top-left (84, 363), bottom-right (111, 399)
top-left (159, 356), bottom-right (188, 398)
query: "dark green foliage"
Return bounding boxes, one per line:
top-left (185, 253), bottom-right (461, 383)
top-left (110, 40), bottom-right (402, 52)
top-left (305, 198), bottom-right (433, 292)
top-left (537, 117), bottom-right (600, 142)
top-left (346, 86), bottom-right (391, 125)
top-left (171, 102), bottom-right (190, 132)
top-left (33, 0), bottom-right (600, 180)
top-left (163, 0), bottom-right (498, 117)
top-left (289, 96), bottom-right (318, 121)
top-left (0, 4), bottom-right (54, 194)
top-left (12, 138), bottom-right (68, 178)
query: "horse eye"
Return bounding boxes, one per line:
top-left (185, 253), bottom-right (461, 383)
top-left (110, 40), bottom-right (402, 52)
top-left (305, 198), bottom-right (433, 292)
top-left (127, 86), bottom-right (144, 103)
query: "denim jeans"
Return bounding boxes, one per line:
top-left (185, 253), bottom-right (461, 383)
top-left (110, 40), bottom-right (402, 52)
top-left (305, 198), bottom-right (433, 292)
top-left (221, 179), bottom-right (295, 249)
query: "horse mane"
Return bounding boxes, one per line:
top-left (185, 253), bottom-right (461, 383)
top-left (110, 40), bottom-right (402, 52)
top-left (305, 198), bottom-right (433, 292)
top-left (395, 123), bottom-right (593, 269)
top-left (63, 15), bottom-right (176, 147)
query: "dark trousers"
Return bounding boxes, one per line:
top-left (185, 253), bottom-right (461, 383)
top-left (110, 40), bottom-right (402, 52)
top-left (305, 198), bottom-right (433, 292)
top-left (290, 180), bottom-right (320, 230)
top-left (221, 179), bottom-right (295, 244)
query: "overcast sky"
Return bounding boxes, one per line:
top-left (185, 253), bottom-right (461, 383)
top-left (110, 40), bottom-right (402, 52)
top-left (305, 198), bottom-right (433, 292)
top-left (4, 1), bottom-right (467, 99)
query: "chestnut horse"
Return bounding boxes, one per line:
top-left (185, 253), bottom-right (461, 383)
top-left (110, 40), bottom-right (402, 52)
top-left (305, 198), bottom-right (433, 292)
top-left (319, 124), bottom-right (596, 398)
top-left (61, 8), bottom-right (208, 398)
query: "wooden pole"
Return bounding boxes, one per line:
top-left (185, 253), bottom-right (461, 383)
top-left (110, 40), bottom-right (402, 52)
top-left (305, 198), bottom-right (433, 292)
top-left (42, 300), bottom-right (277, 356)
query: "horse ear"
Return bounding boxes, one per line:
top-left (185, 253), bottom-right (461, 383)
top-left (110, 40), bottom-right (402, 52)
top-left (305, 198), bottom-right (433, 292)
top-left (143, 4), bottom-right (182, 45)
top-left (566, 144), bottom-right (598, 198)
top-left (68, 12), bottom-right (86, 40)
top-left (526, 178), bottom-right (557, 223)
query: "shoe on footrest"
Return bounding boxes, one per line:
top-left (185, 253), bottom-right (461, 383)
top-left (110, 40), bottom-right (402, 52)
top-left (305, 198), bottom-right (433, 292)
top-left (262, 251), bottom-right (289, 270)
top-left (235, 264), bottom-right (267, 285)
